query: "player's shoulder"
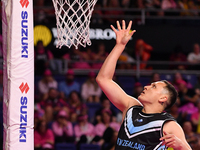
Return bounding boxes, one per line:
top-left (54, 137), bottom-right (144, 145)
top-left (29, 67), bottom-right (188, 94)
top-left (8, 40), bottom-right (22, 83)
top-left (121, 98), bottom-right (142, 119)
top-left (127, 95), bottom-right (142, 108)
top-left (163, 120), bottom-right (183, 134)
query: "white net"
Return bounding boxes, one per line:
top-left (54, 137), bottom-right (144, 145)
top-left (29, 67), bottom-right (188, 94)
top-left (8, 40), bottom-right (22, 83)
top-left (52, 0), bottom-right (97, 49)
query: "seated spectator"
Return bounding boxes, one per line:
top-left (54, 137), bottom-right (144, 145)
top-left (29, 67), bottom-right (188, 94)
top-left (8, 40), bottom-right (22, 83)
top-left (33, 0), bottom-right (51, 24)
top-left (182, 121), bottom-right (200, 150)
top-left (178, 0), bottom-right (198, 16)
top-left (177, 79), bottom-right (199, 115)
top-left (117, 51), bottom-right (135, 69)
top-left (95, 97), bottom-right (117, 125)
top-left (194, 75), bottom-right (200, 97)
top-left (145, 0), bottom-right (162, 9)
top-left (169, 45), bottom-right (187, 70)
top-left (161, 0), bottom-right (177, 10)
top-left (39, 88), bottom-right (70, 124)
top-left (94, 109), bottom-right (120, 138)
top-left (81, 71), bottom-right (102, 103)
top-left (121, 0), bottom-right (137, 8)
top-left (145, 0), bottom-right (164, 16)
top-left (91, 42), bottom-right (108, 69)
top-left (68, 46), bottom-right (91, 69)
top-left (121, 0), bottom-right (146, 25)
top-left (68, 91), bottom-right (88, 123)
top-left (172, 72), bottom-right (193, 91)
top-left (132, 82), bottom-right (143, 98)
top-left (103, 0), bottom-right (124, 23)
top-left (169, 102), bottom-right (186, 126)
top-left (34, 119), bottom-right (55, 150)
top-left (161, 0), bottom-right (179, 16)
top-left (51, 110), bottom-right (75, 143)
top-left (58, 69), bottom-right (80, 99)
top-left (191, 100), bottom-right (200, 134)
top-left (150, 72), bottom-right (161, 83)
top-left (34, 40), bottom-right (54, 75)
top-left (92, 1), bottom-right (104, 24)
top-left (100, 127), bottom-right (118, 150)
top-left (34, 104), bottom-right (45, 127)
top-left (187, 43), bottom-right (200, 69)
top-left (134, 39), bottom-right (153, 70)
top-left (38, 69), bottom-right (58, 100)
top-left (74, 114), bottom-right (95, 143)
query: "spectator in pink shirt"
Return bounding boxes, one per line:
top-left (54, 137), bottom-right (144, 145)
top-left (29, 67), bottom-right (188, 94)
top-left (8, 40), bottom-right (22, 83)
top-left (74, 114), bottom-right (95, 143)
top-left (34, 119), bottom-right (55, 150)
top-left (37, 69), bottom-right (58, 101)
top-left (51, 110), bottom-right (75, 143)
top-left (39, 88), bottom-right (70, 124)
top-left (81, 71), bottom-right (102, 103)
top-left (68, 91), bottom-right (88, 123)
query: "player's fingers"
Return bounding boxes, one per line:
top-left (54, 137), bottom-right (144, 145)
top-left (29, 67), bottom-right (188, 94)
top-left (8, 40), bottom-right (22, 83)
top-left (117, 21), bottom-right (121, 30)
top-left (110, 25), bottom-right (117, 33)
top-left (160, 132), bottom-right (170, 141)
top-left (122, 20), bottom-right (126, 30)
top-left (165, 140), bottom-right (175, 148)
top-left (160, 136), bottom-right (170, 141)
top-left (127, 20), bottom-right (132, 31)
top-left (128, 30), bottom-right (136, 38)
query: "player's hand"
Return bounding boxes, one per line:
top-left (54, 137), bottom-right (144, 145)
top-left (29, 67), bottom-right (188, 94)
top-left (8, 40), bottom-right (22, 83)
top-left (160, 131), bottom-right (183, 150)
top-left (111, 20), bottom-right (136, 46)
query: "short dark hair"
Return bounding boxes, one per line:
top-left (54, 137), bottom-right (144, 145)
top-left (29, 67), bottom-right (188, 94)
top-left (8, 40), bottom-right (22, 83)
top-left (162, 80), bottom-right (178, 110)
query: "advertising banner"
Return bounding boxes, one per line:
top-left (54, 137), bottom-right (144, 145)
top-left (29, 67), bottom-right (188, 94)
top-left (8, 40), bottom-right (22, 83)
top-left (2, 0), bottom-right (34, 149)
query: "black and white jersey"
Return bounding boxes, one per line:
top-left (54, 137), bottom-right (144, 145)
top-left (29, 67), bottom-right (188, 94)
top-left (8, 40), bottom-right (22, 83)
top-left (115, 106), bottom-right (175, 150)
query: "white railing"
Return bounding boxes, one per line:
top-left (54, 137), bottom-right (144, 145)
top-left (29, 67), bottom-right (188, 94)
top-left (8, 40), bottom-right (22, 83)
top-left (43, 59), bottom-right (200, 77)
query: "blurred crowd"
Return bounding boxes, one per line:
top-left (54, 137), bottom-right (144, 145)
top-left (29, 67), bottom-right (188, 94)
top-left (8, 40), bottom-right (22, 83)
top-left (34, 38), bottom-right (200, 75)
top-left (33, 0), bottom-right (200, 25)
top-left (34, 69), bottom-right (121, 150)
top-left (32, 67), bottom-right (200, 150)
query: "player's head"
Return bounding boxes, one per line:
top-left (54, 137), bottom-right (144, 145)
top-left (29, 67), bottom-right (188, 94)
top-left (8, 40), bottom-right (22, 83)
top-left (138, 80), bottom-right (178, 111)
top-left (162, 80), bottom-right (178, 110)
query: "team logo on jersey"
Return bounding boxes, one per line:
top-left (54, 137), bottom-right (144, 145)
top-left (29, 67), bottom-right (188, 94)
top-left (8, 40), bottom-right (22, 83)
top-left (135, 118), bottom-right (143, 123)
top-left (124, 107), bottom-right (163, 139)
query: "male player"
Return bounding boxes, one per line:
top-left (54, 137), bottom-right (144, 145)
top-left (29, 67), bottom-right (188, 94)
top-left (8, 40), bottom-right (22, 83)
top-left (96, 20), bottom-right (191, 150)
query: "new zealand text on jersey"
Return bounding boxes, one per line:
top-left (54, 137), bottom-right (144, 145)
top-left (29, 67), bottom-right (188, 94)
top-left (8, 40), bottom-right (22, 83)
top-left (117, 137), bottom-right (146, 150)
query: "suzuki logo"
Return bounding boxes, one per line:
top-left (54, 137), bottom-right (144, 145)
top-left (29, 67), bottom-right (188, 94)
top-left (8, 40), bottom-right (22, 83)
top-left (19, 82), bottom-right (29, 94)
top-left (20, 0), bottom-right (29, 8)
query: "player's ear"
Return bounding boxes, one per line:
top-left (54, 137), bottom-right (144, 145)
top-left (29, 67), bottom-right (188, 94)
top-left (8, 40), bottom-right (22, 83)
top-left (158, 95), bottom-right (168, 103)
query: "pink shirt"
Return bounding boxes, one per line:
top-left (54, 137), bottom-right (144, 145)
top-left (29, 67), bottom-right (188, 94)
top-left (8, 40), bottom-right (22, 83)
top-left (34, 129), bottom-right (54, 147)
top-left (94, 122), bottom-right (121, 137)
top-left (81, 82), bottom-right (102, 102)
top-left (74, 122), bottom-right (95, 138)
top-left (51, 121), bottom-right (74, 137)
top-left (191, 112), bottom-right (200, 121)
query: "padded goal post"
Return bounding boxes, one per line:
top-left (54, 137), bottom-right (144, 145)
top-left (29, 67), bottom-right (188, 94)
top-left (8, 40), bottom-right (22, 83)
top-left (2, 0), bottom-right (34, 150)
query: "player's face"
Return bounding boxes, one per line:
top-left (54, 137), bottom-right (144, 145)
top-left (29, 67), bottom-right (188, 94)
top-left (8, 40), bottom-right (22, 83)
top-left (138, 81), bottom-right (166, 103)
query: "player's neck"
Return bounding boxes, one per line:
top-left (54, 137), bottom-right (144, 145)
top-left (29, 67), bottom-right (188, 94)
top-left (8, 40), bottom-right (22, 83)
top-left (142, 105), bottom-right (163, 114)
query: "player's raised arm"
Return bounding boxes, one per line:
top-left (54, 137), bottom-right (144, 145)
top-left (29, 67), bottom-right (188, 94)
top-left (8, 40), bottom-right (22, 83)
top-left (96, 20), bottom-right (141, 112)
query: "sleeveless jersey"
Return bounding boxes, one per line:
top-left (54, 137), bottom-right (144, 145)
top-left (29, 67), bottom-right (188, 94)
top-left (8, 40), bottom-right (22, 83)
top-left (115, 106), bottom-right (176, 150)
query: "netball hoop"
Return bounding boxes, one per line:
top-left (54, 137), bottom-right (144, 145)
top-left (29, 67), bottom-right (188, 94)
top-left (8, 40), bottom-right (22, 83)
top-left (52, 0), bottom-right (97, 49)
